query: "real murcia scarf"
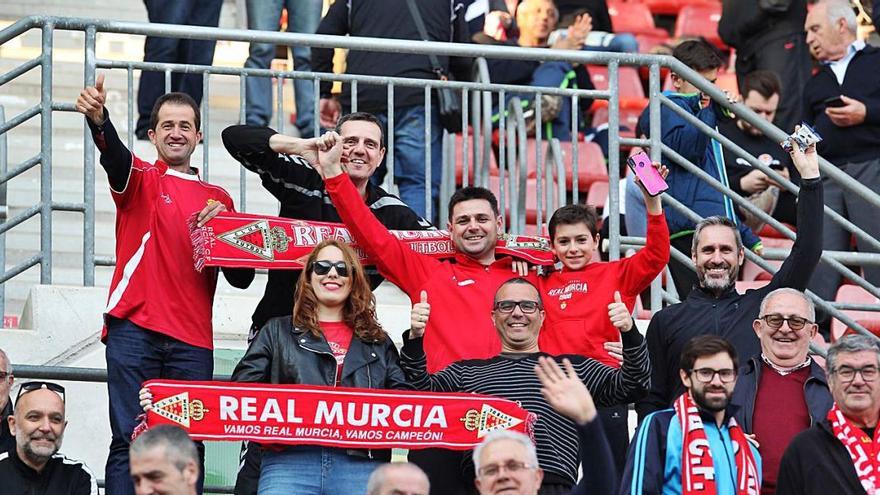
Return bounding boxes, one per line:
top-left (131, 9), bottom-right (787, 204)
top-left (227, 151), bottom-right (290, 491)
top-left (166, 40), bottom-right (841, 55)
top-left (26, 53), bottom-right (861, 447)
top-left (136, 380), bottom-right (536, 450)
top-left (674, 392), bottom-right (760, 495)
top-left (189, 212), bottom-right (554, 271)
top-left (828, 403), bottom-right (880, 494)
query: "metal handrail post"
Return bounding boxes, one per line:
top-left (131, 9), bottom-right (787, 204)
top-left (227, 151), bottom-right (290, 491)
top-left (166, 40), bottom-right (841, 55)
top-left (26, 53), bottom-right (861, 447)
top-left (607, 62), bottom-right (621, 261)
top-left (648, 62), bottom-right (663, 314)
top-left (0, 105), bottom-right (6, 320)
top-left (39, 22), bottom-right (54, 284)
top-left (83, 26), bottom-right (96, 287)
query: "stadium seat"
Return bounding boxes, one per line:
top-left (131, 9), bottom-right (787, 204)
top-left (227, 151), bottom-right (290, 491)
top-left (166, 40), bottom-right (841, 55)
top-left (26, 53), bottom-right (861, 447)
top-left (740, 258), bottom-right (782, 282)
top-left (554, 140), bottom-right (609, 191)
top-left (715, 70), bottom-right (739, 96)
top-left (635, 33), bottom-right (673, 55)
top-left (608, 1), bottom-right (669, 37)
top-left (591, 106), bottom-right (643, 139)
top-left (831, 285), bottom-right (880, 341)
top-left (453, 132), bottom-right (499, 185)
top-left (587, 66), bottom-right (646, 99)
top-left (757, 223), bottom-right (796, 239)
top-left (587, 180), bottom-right (610, 210)
top-left (673, 3), bottom-right (726, 50)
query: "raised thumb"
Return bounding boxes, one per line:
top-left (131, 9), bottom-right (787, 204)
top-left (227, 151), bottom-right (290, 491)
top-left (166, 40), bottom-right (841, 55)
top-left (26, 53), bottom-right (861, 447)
top-left (420, 290), bottom-right (428, 304)
top-left (614, 291), bottom-right (622, 304)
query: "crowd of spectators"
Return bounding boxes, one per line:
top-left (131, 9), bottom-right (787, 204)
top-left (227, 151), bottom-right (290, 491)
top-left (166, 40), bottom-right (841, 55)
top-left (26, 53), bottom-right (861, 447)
top-left (3, 0), bottom-right (880, 494)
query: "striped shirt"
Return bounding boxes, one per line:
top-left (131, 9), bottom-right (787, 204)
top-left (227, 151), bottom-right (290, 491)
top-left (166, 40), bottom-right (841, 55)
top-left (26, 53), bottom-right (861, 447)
top-left (399, 330), bottom-right (651, 485)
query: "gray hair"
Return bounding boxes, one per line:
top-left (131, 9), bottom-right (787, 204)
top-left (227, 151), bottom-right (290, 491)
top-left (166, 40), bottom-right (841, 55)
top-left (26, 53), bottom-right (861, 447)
top-left (823, 0), bottom-right (857, 34)
top-left (130, 425), bottom-right (199, 473)
top-left (826, 334), bottom-right (880, 374)
top-left (0, 348), bottom-right (10, 374)
top-left (759, 288), bottom-right (816, 322)
top-left (473, 430), bottom-right (539, 476)
top-left (366, 462), bottom-right (429, 495)
top-left (691, 216), bottom-right (744, 255)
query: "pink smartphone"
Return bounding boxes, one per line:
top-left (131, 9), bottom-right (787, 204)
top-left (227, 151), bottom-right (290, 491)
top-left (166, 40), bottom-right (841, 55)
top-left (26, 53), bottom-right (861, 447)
top-left (627, 151), bottom-right (668, 197)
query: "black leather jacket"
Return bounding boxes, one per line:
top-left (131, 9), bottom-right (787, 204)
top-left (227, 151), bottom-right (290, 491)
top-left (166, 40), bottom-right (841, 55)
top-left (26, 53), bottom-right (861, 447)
top-left (232, 316), bottom-right (412, 460)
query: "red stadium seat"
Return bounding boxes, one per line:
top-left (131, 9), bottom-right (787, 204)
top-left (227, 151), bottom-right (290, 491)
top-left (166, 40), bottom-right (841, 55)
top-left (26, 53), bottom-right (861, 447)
top-left (608, 1), bottom-right (669, 37)
top-left (453, 132), bottom-right (499, 185)
top-left (591, 106), bottom-right (643, 139)
top-left (831, 285), bottom-right (880, 341)
top-left (588, 66), bottom-right (646, 99)
top-left (643, 0), bottom-right (720, 16)
top-left (635, 33), bottom-right (673, 54)
top-left (740, 259), bottom-right (782, 282)
top-left (757, 223), bottom-right (796, 239)
top-left (715, 70), bottom-right (739, 96)
top-left (554, 140), bottom-right (609, 191)
top-left (735, 280), bottom-right (770, 293)
top-left (587, 180), bottom-right (610, 209)
top-left (674, 3), bottom-right (726, 50)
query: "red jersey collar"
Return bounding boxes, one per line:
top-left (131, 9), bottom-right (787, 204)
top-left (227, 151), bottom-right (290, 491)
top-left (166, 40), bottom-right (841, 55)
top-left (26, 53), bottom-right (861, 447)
top-left (453, 251), bottom-right (513, 269)
top-left (156, 160), bottom-right (201, 181)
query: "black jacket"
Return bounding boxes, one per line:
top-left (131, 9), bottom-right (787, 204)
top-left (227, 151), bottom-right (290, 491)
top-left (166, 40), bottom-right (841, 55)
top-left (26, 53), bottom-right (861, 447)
top-left (730, 357), bottom-right (833, 433)
top-left (776, 418), bottom-right (867, 495)
top-left (718, 0), bottom-right (807, 54)
top-left (0, 401), bottom-right (13, 454)
top-left (231, 316), bottom-right (411, 461)
top-left (803, 44), bottom-right (880, 166)
top-left (221, 125), bottom-right (432, 331)
top-left (0, 448), bottom-right (98, 495)
top-left (312, 0), bottom-right (472, 112)
top-left (636, 177), bottom-right (823, 421)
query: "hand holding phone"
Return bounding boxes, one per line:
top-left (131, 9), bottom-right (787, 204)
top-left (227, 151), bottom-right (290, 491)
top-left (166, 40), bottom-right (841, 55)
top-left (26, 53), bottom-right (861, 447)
top-left (627, 151), bottom-right (669, 197)
top-left (823, 95), bottom-right (846, 108)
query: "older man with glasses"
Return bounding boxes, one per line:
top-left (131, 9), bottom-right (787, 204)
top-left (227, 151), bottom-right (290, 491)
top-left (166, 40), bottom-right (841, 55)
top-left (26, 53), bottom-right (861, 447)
top-left (400, 277), bottom-right (650, 493)
top-left (621, 335), bottom-right (762, 493)
top-left (0, 348), bottom-right (14, 452)
top-left (0, 381), bottom-right (98, 494)
top-left (729, 288), bottom-right (833, 495)
top-left (777, 334), bottom-right (880, 494)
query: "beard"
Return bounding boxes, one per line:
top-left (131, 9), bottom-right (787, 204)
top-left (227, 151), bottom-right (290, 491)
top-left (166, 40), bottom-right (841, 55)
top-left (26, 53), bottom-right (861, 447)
top-left (20, 433), bottom-right (61, 465)
top-left (692, 386), bottom-right (731, 413)
top-left (697, 262), bottom-right (738, 295)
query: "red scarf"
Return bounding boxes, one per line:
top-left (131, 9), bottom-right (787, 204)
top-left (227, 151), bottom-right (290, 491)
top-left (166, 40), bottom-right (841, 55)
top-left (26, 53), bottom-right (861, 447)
top-left (188, 212), bottom-right (554, 271)
top-left (674, 393), bottom-right (760, 495)
top-left (828, 403), bottom-right (880, 494)
top-left (137, 380), bottom-right (536, 450)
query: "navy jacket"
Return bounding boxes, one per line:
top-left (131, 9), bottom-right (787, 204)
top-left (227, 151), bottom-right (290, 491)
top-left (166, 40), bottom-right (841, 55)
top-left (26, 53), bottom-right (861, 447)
top-left (637, 92), bottom-right (761, 249)
top-left (731, 356), bottom-right (833, 433)
top-left (776, 418), bottom-right (867, 495)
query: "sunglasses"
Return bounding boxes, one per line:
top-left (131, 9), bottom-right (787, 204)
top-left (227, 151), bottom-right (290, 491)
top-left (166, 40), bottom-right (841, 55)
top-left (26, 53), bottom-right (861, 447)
top-left (759, 314), bottom-right (812, 331)
top-left (15, 381), bottom-right (66, 405)
top-left (309, 260), bottom-right (350, 277)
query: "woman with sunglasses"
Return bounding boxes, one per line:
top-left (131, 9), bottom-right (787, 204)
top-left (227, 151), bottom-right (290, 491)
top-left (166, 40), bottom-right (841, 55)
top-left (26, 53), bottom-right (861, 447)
top-left (233, 239), bottom-right (410, 494)
top-left (142, 239), bottom-right (410, 495)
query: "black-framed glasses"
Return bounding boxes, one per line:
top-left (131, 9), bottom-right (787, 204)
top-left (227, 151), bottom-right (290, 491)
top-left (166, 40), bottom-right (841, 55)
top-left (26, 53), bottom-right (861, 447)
top-left (309, 260), bottom-right (350, 277)
top-left (15, 381), bottom-right (65, 405)
top-left (759, 314), bottom-right (813, 330)
top-left (477, 460), bottom-right (537, 478)
top-left (494, 300), bottom-right (542, 314)
top-left (689, 368), bottom-right (737, 383)
top-left (833, 365), bottom-right (879, 383)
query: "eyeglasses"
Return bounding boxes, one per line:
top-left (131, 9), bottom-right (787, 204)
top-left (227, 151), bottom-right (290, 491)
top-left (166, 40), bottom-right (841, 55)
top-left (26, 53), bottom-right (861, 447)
top-left (493, 300), bottom-right (542, 314)
top-left (833, 365), bottom-right (879, 383)
top-left (309, 260), bottom-right (350, 277)
top-left (759, 314), bottom-right (813, 330)
top-left (15, 381), bottom-right (66, 405)
top-left (689, 368), bottom-right (737, 383)
top-left (477, 460), bottom-right (537, 478)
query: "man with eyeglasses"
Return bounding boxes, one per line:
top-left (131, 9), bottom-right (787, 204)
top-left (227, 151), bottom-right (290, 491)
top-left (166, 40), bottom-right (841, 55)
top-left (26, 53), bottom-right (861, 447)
top-left (621, 335), bottom-right (762, 493)
top-left (777, 334), bottom-right (880, 494)
top-left (730, 288), bottom-right (832, 495)
top-left (0, 348), bottom-right (14, 453)
top-left (401, 277), bottom-right (650, 493)
top-left (0, 381), bottom-right (98, 494)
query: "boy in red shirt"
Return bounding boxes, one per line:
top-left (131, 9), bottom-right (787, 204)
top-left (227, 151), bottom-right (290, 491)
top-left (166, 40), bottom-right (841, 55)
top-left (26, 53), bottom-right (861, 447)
top-left (536, 162), bottom-right (670, 471)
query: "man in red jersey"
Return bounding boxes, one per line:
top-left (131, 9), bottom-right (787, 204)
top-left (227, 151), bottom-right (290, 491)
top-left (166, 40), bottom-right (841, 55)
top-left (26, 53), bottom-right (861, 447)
top-left (311, 130), bottom-right (530, 494)
top-left (76, 74), bottom-right (253, 495)
top-left (536, 162), bottom-right (669, 472)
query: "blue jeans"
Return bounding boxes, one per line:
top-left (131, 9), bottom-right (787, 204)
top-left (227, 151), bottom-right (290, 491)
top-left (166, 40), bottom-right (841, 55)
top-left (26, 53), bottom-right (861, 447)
top-left (244, 0), bottom-right (321, 137)
top-left (583, 32), bottom-right (639, 53)
top-left (136, 0), bottom-right (223, 135)
top-left (104, 317), bottom-right (213, 495)
top-left (624, 173), bottom-right (648, 237)
top-left (373, 105), bottom-right (442, 221)
top-left (258, 446), bottom-right (380, 494)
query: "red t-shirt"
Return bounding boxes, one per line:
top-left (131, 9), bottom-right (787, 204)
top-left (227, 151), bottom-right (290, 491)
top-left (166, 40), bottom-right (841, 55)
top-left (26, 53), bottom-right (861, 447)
top-left (321, 321), bottom-right (354, 385)
top-left (102, 157), bottom-right (235, 349)
top-left (537, 213), bottom-right (669, 366)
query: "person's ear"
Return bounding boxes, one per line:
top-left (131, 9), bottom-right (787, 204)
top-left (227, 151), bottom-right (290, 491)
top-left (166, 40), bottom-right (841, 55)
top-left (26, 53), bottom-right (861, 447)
top-left (183, 460), bottom-right (199, 485)
top-left (7, 415), bottom-right (16, 436)
top-left (680, 369), bottom-right (692, 389)
top-left (753, 319), bottom-right (762, 339)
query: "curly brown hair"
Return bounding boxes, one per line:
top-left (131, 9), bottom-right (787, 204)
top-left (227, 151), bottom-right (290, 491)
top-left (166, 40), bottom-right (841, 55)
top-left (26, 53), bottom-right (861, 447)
top-left (293, 239), bottom-right (386, 342)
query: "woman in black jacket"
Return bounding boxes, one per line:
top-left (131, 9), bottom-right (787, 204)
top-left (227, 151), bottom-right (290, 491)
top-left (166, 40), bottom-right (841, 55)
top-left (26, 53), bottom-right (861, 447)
top-left (234, 238), bottom-right (410, 495)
